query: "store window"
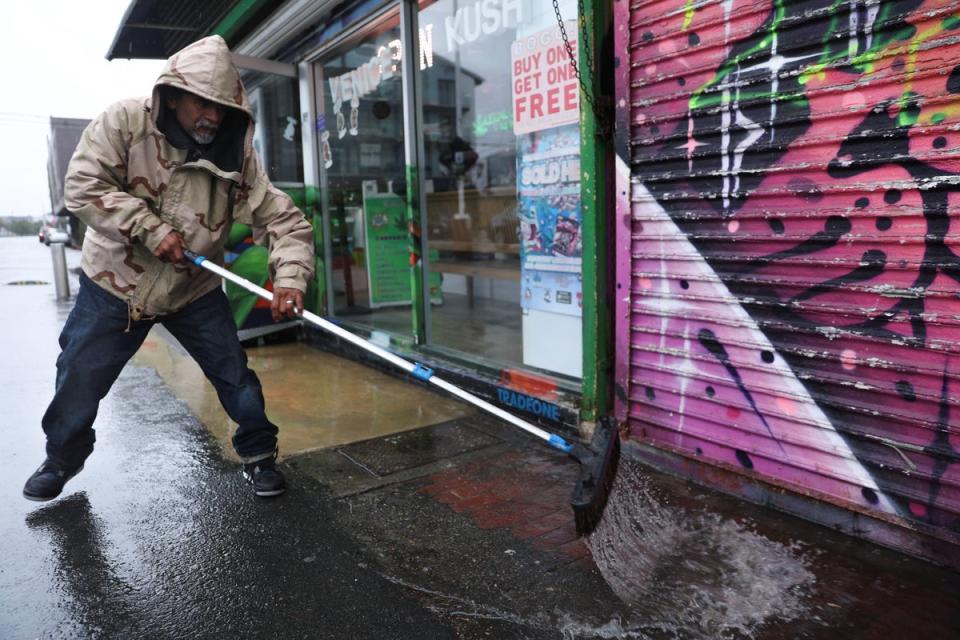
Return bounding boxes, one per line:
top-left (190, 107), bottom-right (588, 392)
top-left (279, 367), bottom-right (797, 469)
top-left (313, 15), bottom-right (416, 332)
top-left (417, 0), bottom-right (583, 378)
top-left (242, 70), bottom-right (304, 184)
top-left (226, 68), bottom-right (306, 335)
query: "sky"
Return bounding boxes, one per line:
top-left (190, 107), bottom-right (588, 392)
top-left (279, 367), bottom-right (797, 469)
top-left (0, 0), bottom-right (165, 217)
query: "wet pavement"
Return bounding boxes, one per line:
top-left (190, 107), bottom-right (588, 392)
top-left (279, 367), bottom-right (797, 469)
top-left (2, 235), bottom-right (959, 639)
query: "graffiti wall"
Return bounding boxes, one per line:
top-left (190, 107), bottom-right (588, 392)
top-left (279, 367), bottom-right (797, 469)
top-left (615, 0), bottom-right (960, 559)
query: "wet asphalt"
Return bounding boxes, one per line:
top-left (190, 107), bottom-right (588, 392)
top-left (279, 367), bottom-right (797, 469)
top-left (1, 237), bottom-right (473, 639)
top-left (4, 236), bottom-right (960, 640)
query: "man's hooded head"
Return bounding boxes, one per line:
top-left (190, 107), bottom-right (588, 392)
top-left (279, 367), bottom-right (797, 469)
top-left (151, 35), bottom-right (253, 172)
top-left (166, 89), bottom-right (226, 145)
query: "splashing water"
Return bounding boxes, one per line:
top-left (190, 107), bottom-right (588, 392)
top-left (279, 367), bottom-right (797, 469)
top-left (582, 461), bottom-right (816, 639)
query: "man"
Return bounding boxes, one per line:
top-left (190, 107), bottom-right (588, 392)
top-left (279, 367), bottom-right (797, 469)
top-left (23, 35), bottom-right (314, 501)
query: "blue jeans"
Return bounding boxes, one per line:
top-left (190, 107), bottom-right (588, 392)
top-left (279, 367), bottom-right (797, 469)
top-left (42, 274), bottom-right (278, 468)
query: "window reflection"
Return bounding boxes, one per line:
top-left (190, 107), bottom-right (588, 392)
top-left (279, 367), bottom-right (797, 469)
top-left (316, 17), bottom-right (414, 331)
top-left (242, 71), bottom-right (303, 183)
top-left (418, 0), bottom-right (583, 377)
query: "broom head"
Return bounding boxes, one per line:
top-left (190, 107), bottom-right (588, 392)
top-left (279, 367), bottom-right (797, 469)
top-left (569, 416), bottom-right (620, 536)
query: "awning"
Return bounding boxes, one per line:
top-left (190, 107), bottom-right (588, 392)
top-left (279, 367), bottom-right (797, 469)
top-left (106, 0), bottom-right (259, 60)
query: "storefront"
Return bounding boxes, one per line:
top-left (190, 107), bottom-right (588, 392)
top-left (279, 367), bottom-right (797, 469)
top-left (303, 0), bottom-right (590, 410)
top-left (108, 0), bottom-right (612, 431)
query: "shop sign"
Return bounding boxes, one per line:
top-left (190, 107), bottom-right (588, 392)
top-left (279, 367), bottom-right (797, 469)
top-left (328, 42), bottom-right (401, 109)
top-left (511, 21), bottom-right (579, 135)
top-left (443, 0), bottom-right (524, 52)
top-left (324, 25), bottom-right (437, 146)
top-left (496, 387), bottom-right (561, 421)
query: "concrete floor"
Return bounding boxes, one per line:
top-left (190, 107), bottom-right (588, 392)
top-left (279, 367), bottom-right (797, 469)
top-left (134, 327), bottom-right (475, 459)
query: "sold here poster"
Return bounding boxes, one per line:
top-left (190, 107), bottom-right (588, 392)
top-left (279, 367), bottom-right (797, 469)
top-left (511, 21), bottom-right (579, 135)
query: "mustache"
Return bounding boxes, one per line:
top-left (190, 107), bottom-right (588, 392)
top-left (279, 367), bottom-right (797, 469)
top-left (195, 119), bottom-right (219, 130)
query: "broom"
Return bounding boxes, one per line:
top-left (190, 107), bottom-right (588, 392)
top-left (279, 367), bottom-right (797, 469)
top-left (183, 250), bottom-right (619, 534)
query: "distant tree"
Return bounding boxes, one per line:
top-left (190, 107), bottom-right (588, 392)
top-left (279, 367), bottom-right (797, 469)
top-left (0, 217), bottom-right (43, 236)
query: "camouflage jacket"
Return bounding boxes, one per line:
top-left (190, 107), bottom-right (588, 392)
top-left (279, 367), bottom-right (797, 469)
top-left (65, 35), bottom-right (314, 320)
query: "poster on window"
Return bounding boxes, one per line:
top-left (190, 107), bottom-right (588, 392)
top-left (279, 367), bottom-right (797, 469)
top-left (517, 123), bottom-right (581, 316)
top-left (363, 193), bottom-right (442, 307)
top-left (522, 269), bottom-right (582, 317)
top-left (511, 21), bottom-right (579, 135)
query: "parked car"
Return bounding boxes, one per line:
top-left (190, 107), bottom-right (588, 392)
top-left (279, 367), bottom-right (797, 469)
top-left (38, 217), bottom-right (70, 245)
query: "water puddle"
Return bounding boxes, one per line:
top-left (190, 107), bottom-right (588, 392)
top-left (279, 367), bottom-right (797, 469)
top-left (582, 461), bottom-right (817, 639)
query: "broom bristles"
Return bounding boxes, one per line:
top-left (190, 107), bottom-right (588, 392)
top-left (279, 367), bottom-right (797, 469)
top-left (569, 417), bottom-right (621, 536)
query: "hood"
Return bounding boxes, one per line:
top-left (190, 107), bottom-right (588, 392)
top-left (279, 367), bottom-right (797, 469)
top-left (151, 35), bottom-right (253, 175)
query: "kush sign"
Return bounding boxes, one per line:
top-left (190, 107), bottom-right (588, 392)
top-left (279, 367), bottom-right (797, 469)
top-left (511, 22), bottom-right (579, 135)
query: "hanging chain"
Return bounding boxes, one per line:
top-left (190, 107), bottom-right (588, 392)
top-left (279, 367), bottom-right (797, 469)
top-left (553, 0), bottom-right (612, 138)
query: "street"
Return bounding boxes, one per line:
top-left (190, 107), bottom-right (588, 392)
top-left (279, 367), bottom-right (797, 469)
top-left (0, 237), bottom-right (470, 638)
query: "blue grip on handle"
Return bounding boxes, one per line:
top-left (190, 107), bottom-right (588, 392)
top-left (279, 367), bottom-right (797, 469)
top-left (411, 363), bottom-right (434, 382)
top-left (548, 434), bottom-right (573, 453)
top-left (183, 250), bottom-right (205, 266)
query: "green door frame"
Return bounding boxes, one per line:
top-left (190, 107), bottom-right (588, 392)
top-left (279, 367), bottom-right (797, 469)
top-left (579, 0), bottom-right (612, 423)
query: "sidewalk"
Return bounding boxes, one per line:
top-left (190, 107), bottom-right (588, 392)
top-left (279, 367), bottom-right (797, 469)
top-left (3, 236), bottom-right (958, 639)
top-left (143, 312), bottom-right (960, 638)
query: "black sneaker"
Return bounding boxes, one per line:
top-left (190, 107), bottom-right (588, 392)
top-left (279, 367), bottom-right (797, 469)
top-left (23, 459), bottom-right (84, 502)
top-left (242, 455), bottom-right (286, 497)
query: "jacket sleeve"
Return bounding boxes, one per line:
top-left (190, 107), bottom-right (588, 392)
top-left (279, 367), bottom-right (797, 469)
top-left (64, 104), bottom-right (175, 252)
top-left (247, 161), bottom-right (315, 292)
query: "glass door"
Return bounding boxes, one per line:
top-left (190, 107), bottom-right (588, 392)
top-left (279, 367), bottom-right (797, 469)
top-left (313, 13), bottom-right (413, 335)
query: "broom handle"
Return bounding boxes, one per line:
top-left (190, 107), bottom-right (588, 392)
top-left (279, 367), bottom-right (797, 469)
top-left (185, 251), bottom-right (572, 453)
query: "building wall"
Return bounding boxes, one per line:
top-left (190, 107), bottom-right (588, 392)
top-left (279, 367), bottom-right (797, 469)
top-left (47, 117), bottom-right (90, 215)
top-left (615, 0), bottom-right (960, 560)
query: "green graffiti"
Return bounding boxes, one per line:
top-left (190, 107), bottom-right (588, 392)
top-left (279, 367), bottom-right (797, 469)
top-left (792, 1), bottom-right (927, 89)
top-left (682, 0), bottom-right (696, 30)
top-left (227, 222), bottom-right (251, 246)
top-left (225, 245), bottom-right (269, 328)
top-left (897, 18), bottom-right (956, 122)
top-left (932, 112), bottom-right (947, 124)
top-left (304, 184), bottom-right (322, 207)
top-left (894, 24), bottom-right (918, 42)
top-left (689, 0), bottom-right (948, 119)
top-left (811, 0), bottom-right (912, 75)
top-left (690, 0), bottom-right (788, 110)
top-left (898, 91), bottom-right (922, 127)
top-left (280, 185), bottom-right (307, 210)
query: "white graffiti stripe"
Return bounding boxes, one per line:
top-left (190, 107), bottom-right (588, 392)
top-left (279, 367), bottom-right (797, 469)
top-left (718, 65), bottom-right (762, 211)
top-left (732, 83), bottom-right (764, 198)
top-left (865, 0), bottom-right (880, 51)
top-left (848, 0), bottom-right (860, 59)
top-left (627, 162), bottom-right (896, 512)
top-left (848, 0), bottom-right (881, 58)
top-left (721, 87), bottom-right (732, 211)
top-left (720, 32), bottom-right (819, 207)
